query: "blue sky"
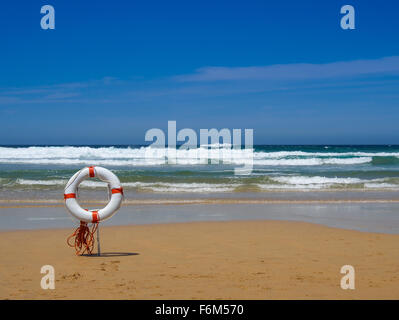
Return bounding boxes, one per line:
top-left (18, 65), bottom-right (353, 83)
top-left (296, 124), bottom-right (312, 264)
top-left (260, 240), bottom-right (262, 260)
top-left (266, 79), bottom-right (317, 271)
top-left (0, 0), bottom-right (399, 144)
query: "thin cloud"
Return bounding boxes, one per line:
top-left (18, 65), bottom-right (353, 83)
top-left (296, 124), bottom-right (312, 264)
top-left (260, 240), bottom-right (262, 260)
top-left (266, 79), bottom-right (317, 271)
top-left (0, 77), bottom-right (119, 96)
top-left (173, 56), bottom-right (399, 82)
top-left (0, 77), bottom-right (120, 105)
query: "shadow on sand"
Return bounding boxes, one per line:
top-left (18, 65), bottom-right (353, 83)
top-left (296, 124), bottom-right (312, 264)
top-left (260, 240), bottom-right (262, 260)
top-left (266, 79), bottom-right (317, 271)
top-left (82, 252), bottom-right (139, 257)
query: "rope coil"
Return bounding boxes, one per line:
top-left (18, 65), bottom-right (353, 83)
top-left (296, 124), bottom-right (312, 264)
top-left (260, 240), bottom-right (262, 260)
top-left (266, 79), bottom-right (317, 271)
top-left (67, 221), bottom-right (98, 255)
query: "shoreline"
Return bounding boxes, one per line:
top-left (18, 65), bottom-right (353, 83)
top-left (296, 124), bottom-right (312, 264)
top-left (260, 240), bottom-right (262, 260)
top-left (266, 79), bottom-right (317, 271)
top-left (1, 220), bottom-right (399, 299)
top-left (1, 188), bottom-right (399, 207)
top-left (2, 201), bottom-right (399, 234)
top-left (2, 198), bottom-right (399, 209)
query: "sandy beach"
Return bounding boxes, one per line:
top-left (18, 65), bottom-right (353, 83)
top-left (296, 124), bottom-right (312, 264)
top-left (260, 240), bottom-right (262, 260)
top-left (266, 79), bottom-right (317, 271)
top-left (2, 0), bottom-right (399, 304)
top-left (1, 219), bottom-right (399, 299)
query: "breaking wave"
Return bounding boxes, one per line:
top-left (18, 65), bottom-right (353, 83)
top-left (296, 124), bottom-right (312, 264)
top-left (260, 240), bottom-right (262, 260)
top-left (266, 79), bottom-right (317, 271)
top-left (0, 146), bottom-right (388, 166)
top-left (1, 145), bottom-right (399, 192)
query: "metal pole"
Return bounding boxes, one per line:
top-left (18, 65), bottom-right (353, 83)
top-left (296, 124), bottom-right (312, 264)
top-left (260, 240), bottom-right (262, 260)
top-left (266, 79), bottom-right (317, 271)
top-left (97, 184), bottom-right (110, 257)
top-left (97, 225), bottom-right (101, 256)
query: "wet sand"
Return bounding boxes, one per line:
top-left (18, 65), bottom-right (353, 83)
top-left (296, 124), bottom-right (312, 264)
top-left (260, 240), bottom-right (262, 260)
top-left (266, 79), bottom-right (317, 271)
top-left (2, 202), bottom-right (399, 234)
top-left (1, 220), bottom-right (399, 299)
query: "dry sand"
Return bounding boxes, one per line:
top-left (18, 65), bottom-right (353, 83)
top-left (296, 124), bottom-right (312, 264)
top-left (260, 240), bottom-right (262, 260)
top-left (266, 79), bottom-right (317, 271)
top-left (1, 220), bottom-right (399, 299)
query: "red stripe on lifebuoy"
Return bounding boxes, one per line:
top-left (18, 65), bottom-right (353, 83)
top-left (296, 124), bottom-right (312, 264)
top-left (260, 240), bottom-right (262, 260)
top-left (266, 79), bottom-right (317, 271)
top-left (111, 187), bottom-right (124, 195)
top-left (89, 166), bottom-right (95, 177)
top-left (64, 193), bottom-right (76, 200)
top-left (92, 210), bottom-right (99, 223)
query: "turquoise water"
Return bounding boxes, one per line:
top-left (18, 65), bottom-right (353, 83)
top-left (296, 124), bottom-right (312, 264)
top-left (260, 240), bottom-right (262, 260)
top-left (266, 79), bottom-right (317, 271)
top-left (0, 145), bottom-right (399, 193)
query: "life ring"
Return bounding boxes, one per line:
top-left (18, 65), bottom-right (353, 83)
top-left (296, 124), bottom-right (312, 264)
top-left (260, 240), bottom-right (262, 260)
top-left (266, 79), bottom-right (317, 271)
top-left (64, 166), bottom-right (123, 223)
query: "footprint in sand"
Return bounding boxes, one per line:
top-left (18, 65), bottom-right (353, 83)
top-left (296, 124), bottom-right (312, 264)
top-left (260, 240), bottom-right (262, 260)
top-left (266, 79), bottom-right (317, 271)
top-left (99, 261), bottom-right (120, 272)
top-left (61, 272), bottom-right (82, 280)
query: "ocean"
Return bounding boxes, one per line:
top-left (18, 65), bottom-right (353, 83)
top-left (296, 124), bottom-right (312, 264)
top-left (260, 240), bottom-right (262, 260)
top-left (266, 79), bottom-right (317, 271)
top-left (0, 145), bottom-right (399, 195)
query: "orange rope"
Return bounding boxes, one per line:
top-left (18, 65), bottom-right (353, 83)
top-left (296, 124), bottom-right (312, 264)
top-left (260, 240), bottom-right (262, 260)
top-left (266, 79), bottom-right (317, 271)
top-left (67, 221), bottom-right (98, 255)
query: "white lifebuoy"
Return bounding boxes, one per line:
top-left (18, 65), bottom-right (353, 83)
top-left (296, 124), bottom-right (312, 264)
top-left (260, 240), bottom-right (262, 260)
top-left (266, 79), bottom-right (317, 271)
top-left (64, 166), bottom-right (123, 223)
